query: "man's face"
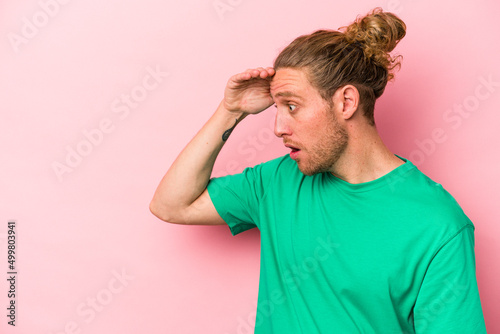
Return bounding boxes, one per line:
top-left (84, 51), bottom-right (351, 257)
top-left (270, 67), bottom-right (348, 176)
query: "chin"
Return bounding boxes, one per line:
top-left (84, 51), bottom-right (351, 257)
top-left (300, 169), bottom-right (322, 176)
top-left (296, 156), bottom-right (335, 176)
top-left (296, 161), bottom-right (321, 176)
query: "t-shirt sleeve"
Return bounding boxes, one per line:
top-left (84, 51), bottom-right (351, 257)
top-left (413, 224), bottom-right (487, 333)
top-left (207, 161), bottom-right (270, 236)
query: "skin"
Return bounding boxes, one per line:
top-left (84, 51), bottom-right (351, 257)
top-left (150, 67), bottom-right (403, 225)
top-left (271, 67), bottom-right (404, 182)
top-left (271, 68), bottom-right (349, 176)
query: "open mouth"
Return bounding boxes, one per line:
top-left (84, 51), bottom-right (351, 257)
top-left (285, 144), bottom-right (300, 151)
top-left (285, 143), bottom-right (301, 159)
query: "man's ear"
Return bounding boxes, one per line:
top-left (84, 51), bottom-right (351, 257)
top-left (332, 85), bottom-right (359, 120)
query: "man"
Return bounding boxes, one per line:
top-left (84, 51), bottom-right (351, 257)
top-left (150, 8), bottom-right (486, 333)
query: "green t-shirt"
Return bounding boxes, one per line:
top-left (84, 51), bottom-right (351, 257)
top-left (207, 154), bottom-right (486, 333)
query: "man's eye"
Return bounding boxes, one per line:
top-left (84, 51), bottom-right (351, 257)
top-left (288, 104), bottom-right (297, 112)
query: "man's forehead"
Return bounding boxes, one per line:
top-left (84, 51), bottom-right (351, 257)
top-left (270, 68), bottom-right (310, 98)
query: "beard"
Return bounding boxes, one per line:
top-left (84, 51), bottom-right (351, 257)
top-left (297, 106), bottom-right (349, 176)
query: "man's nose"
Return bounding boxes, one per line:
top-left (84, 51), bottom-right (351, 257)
top-left (274, 110), bottom-right (291, 138)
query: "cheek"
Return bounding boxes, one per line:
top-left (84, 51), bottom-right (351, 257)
top-left (299, 125), bottom-right (323, 149)
top-left (295, 107), bottom-right (330, 144)
top-left (305, 116), bottom-right (328, 135)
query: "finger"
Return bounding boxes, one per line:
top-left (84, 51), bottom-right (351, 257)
top-left (257, 67), bottom-right (275, 79)
top-left (236, 69), bottom-right (256, 81)
top-left (232, 67), bottom-right (273, 82)
top-left (262, 67), bottom-right (275, 78)
top-left (250, 68), bottom-right (262, 78)
top-left (238, 69), bottom-right (256, 79)
top-left (231, 71), bottom-right (251, 82)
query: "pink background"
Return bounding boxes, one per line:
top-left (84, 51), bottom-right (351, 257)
top-left (1, 0), bottom-right (499, 333)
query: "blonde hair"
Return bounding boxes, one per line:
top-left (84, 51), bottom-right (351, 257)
top-left (273, 8), bottom-right (406, 125)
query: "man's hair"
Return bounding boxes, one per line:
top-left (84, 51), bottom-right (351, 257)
top-left (273, 8), bottom-right (406, 125)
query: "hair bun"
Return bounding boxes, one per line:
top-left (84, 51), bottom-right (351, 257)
top-left (341, 7), bottom-right (406, 80)
top-left (343, 7), bottom-right (406, 52)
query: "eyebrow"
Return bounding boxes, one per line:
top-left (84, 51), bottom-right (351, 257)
top-left (273, 91), bottom-right (303, 100)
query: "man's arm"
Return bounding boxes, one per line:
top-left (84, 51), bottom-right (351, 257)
top-left (149, 67), bottom-right (275, 225)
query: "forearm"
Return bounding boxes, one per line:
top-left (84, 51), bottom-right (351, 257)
top-left (150, 100), bottom-right (246, 221)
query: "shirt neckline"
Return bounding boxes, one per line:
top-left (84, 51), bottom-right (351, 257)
top-left (324, 155), bottom-right (416, 192)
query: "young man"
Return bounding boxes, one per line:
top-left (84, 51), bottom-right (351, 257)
top-left (150, 8), bottom-right (486, 333)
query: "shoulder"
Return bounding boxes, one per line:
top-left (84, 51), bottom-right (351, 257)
top-left (207, 154), bottom-right (299, 198)
top-left (240, 154), bottom-right (303, 195)
top-left (400, 160), bottom-right (474, 231)
top-left (252, 154), bottom-right (300, 178)
top-left (252, 153), bottom-right (295, 170)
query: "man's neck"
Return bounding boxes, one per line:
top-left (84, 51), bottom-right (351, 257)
top-left (329, 128), bottom-right (404, 184)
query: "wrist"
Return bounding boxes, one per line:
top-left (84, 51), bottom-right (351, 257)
top-left (216, 100), bottom-right (247, 123)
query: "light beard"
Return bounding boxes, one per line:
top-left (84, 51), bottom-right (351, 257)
top-left (297, 107), bottom-right (349, 176)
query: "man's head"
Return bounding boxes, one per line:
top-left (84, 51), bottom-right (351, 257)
top-left (273, 7), bottom-right (406, 126)
top-left (270, 8), bottom-right (406, 175)
top-left (271, 68), bottom-right (349, 175)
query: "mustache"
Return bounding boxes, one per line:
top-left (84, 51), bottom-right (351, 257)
top-left (283, 141), bottom-right (301, 149)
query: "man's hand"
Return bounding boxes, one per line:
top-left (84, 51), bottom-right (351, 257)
top-left (224, 67), bottom-right (275, 115)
